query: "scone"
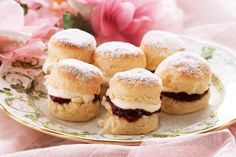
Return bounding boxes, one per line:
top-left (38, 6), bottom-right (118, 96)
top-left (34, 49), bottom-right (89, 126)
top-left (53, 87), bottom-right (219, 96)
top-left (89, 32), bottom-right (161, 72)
top-left (94, 41), bottom-right (146, 86)
top-left (43, 28), bottom-right (96, 74)
top-left (99, 68), bottom-right (162, 134)
top-left (140, 30), bottom-right (185, 71)
top-left (45, 59), bottom-right (102, 121)
top-left (155, 51), bottom-right (212, 115)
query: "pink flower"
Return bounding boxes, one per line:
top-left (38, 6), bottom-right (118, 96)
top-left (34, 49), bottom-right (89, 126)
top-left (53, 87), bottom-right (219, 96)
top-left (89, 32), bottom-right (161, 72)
top-left (0, 0), bottom-right (28, 59)
top-left (0, 0), bottom-right (68, 59)
top-left (69, 0), bottom-right (184, 46)
top-left (24, 0), bottom-right (75, 29)
top-left (90, 0), bottom-right (161, 45)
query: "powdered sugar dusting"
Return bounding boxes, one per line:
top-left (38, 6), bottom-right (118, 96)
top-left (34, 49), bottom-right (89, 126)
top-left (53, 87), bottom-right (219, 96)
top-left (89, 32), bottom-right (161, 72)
top-left (58, 59), bottom-right (102, 80)
top-left (96, 41), bottom-right (144, 58)
top-left (141, 30), bottom-right (185, 53)
top-left (157, 52), bottom-right (211, 79)
top-left (51, 29), bottom-right (96, 50)
top-left (112, 68), bottom-right (161, 86)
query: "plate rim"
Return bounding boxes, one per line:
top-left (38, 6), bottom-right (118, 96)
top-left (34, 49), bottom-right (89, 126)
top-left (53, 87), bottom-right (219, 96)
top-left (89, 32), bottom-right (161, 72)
top-left (1, 93), bottom-right (236, 145)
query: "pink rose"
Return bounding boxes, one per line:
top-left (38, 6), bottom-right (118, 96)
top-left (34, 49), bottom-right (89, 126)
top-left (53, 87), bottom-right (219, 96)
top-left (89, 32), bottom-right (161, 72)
top-left (24, 0), bottom-right (75, 29)
top-left (69, 0), bottom-right (184, 46)
top-left (90, 0), bottom-right (161, 45)
top-left (0, 0), bottom-right (70, 59)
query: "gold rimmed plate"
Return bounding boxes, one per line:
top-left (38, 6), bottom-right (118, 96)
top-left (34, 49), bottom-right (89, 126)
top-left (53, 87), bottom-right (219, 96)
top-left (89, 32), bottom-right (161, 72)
top-left (0, 36), bottom-right (236, 145)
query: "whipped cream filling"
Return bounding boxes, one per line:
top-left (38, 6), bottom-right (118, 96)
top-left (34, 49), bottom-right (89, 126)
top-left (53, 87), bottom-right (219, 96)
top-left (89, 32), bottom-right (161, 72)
top-left (109, 98), bottom-right (161, 113)
top-left (46, 85), bottom-right (95, 103)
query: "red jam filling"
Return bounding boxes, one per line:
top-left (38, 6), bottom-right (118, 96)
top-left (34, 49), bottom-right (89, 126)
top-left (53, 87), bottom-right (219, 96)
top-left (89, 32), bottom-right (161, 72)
top-left (161, 89), bottom-right (209, 102)
top-left (49, 95), bottom-right (71, 104)
top-left (105, 96), bottom-right (160, 122)
top-left (50, 95), bottom-right (100, 104)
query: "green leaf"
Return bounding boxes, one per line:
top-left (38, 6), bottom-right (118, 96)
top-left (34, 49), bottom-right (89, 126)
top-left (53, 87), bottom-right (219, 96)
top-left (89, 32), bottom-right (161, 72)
top-left (10, 84), bottom-right (25, 93)
top-left (25, 114), bottom-right (38, 122)
top-left (3, 88), bottom-right (10, 91)
top-left (152, 134), bottom-right (178, 138)
top-left (63, 12), bottom-right (93, 34)
top-left (201, 47), bottom-right (215, 60)
top-left (211, 73), bottom-right (223, 92)
top-left (20, 3), bottom-right (29, 15)
top-left (12, 58), bottom-right (41, 70)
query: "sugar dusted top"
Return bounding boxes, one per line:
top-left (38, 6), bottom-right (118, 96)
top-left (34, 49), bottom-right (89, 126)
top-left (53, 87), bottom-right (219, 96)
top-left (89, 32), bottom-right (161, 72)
top-left (141, 30), bottom-right (185, 52)
top-left (112, 68), bottom-right (162, 86)
top-left (51, 29), bottom-right (96, 50)
top-left (96, 41), bottom-right (144, 58)
top-left (156, 52), bottom-right (212, 79)
top-left (58, 59), bottom-right (102, 80)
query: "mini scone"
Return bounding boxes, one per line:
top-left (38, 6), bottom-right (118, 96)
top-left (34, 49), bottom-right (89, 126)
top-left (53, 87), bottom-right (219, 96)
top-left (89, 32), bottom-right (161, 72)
top-left (140, 30), bottom-right (185, 71)
top-left (43, 28), bottom-right (96, 74)
top-left (94, 41), bottom-right (146, 86)
top-left (45, 59), bottom-right (102, 121)
top-left (99, 68), bottom-right (162, 134)
top-left (155, 52), bottom-right (212, 115)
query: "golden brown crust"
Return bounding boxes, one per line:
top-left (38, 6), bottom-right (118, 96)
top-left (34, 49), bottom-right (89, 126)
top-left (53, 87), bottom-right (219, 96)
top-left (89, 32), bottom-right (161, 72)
top-left (107, 68), bottom-right (162, 103)
top-left (140, 30), bottom-right (186, 71)
top-left (48, 43), bottom-right (95, 63)
top-left (50, 28), bottom-right (96, 50)
top-left (94, 56), bottom-right (146, 80)
top-left (46, 59), bottom-right (102, 95)
top-left (155, 52), bottom-right (212, 94)
top-left (94, 42), bottom-right (146, 84)
top-left (47, 28), bottom-right (96, 64)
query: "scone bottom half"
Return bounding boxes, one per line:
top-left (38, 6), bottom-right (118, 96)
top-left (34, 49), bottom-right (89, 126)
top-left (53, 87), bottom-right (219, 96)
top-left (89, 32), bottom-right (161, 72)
top-left (99, 68), bottom-right (162, 135)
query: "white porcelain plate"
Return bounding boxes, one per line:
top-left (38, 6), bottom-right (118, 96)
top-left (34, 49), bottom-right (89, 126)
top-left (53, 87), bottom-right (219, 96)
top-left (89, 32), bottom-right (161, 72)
top-left (0, 36), bottom-right (236, 145)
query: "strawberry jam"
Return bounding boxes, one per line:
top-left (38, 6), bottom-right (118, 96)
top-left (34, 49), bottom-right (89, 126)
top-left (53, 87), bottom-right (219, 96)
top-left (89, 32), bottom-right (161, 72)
top-left (161, 89), bottom-right (209, 102)
top-left (105, 96), bottom-right (160, 122)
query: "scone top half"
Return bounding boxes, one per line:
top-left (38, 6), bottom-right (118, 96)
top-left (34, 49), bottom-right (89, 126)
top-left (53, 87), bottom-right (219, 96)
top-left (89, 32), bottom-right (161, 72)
top-left (94, 41), bottom-right (146, 85)
top-left (45, 59), bottom-right (102, 103)
top-left (155, 51), bottom-right (212, 95)
top-left (106, 68), bottom-right (162, 113)
top-left (48, 28), bottom-right (96, 62)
